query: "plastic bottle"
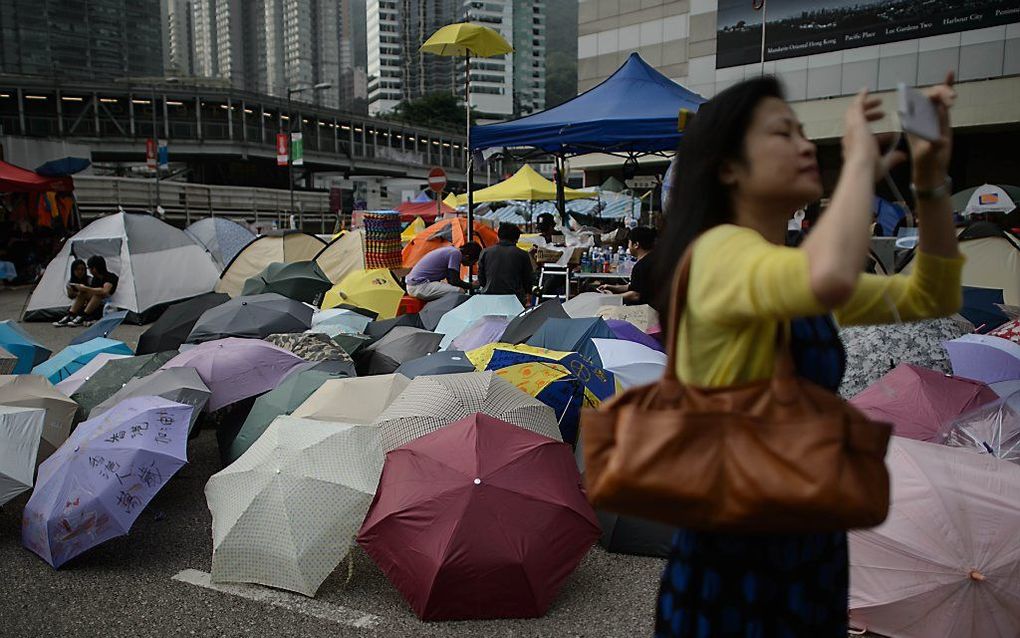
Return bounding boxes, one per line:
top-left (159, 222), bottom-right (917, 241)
top-left (580, 250), bottom-right (590, 274)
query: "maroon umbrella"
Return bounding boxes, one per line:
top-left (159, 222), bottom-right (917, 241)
top-left (850, 363), bottom-right (998, 442)
top-left (357, 413), bottom-right (599, 621)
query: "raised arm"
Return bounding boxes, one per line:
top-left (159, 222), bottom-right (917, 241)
top-left (801, 89), bottom-right (906, 308)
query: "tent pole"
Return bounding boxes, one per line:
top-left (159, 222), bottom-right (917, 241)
top-left (465, 53), bottom-right (474, 245)
top-left (555, 153), bottom-right (566, 225)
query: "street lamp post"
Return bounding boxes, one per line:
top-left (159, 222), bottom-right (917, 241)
top-left (285, 82), bottom-right (332, 230)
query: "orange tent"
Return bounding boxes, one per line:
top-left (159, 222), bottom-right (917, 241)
top-left (402, 217), bottom-right (499, 269)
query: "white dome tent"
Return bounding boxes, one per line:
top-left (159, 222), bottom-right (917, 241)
top-left (24, 212), bottom-right (221, 324)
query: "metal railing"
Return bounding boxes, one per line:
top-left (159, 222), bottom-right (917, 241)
top-left (0, 76), bottom-right (476, 174)
top-left (73, 175), bottom-right (336, 233)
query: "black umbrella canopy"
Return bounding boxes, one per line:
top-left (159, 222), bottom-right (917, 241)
top-left (596, 511), bottom-right (675, 558)
top-left (186, 293), bottom-right (312, 344)
top-left (395, 350), bottom-right (475, 379)
top-left (356, 326), bottom-right (442, 375)
top-left (501, 299), bottom-right (568, 345)
top-left (137, 292), bottom-right (230, 355)
top-left (240, 260), bottom-right (333, 304)
top-left (419, 293), bottom-right (468, 331)
top-left (364, 313), bottom-right (423, 340)
top-left (71, 351), bottom-right (177, 419)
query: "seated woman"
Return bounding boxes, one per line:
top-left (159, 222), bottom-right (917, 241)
top-left (53, 256), bottom-right (119, 327)
top-left (63, 259), bottom-right (88, 300)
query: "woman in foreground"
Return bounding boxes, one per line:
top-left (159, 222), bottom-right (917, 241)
top-left (653, 74), bottom-right (960, 637)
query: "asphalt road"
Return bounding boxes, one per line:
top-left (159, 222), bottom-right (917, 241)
top-left (0, 286), bottom-right (665, 638)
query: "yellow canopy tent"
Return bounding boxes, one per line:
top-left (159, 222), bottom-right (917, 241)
top-left (455, 164), bottom-right (593, 205)
top-left (400, 217), bottom-right (427, 243)
top-left (442, 192), bottom-right (461, 210)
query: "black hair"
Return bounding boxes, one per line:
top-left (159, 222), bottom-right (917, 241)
top-left (628, 226), bottom-right (657, 251)
top-left (536, 213), bottom-right (556, 230)
top-left (69, 259), bottom-right (89, 284)
top-left (653, 76), bottom-right (785, 315)
top-left (460, 241), bottom-right (482, 262)
top-left (86, 255), bottom-right (109, 275)
top-left (497, 223), bottom-right (522, 242)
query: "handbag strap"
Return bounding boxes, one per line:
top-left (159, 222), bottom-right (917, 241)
top-left (663, 241), bottom-right (798, 383)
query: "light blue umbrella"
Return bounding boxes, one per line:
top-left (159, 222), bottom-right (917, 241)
top-left (69, 311), bottom-right (128, 346)
top-left (311, 308), bottom-right (373, 335)
top-left (22, 396), bottom-right (192, 568)
top-left (435, 295), bottom-right (523, 349)
top-left (0, 320), bottom-right (51, 373)
top-left (32, 338), bottom-right (133, 384)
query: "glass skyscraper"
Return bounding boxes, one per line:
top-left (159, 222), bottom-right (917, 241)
top-left (0, 0), bottom-right (164, 80)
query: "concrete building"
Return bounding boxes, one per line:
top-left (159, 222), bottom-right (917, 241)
top-left (511, 0), bottom-right (547, 115)
top-left (0, 0), bottom-right (164, 80)
top-left (189, 0), bottom-right (342, 108)
top-left (367, 0), bottom-right (460, 115)
top-left (366, 0), bottom-right (544, 117)
top-left (162, 0), bottom-right (196, 76)
top-left (460, 0), bottom-right (514, 116)
top-left (575, 0), bottom-right (1020, 189)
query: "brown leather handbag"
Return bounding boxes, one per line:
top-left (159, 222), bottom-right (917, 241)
top-left (580, 247), bottom-right (893, 533)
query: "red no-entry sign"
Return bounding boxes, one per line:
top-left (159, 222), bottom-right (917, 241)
top-left (428, 167), bottom-right (447, 193)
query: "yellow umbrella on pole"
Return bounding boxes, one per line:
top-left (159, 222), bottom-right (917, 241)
top-left (421, 23), bottom-right (512, 244)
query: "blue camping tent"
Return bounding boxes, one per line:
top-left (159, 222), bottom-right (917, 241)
top-left (471, 53), bottom-right (705, 155)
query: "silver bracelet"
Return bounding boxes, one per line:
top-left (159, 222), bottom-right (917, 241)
top-left (910, 176), bottom-right (952, 200)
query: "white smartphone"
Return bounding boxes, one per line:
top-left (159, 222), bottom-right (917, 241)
top-left (897, 82), bottom-right (940, 142)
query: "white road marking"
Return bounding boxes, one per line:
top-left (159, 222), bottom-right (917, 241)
top-left (171, 569), bottom-right (381, 629)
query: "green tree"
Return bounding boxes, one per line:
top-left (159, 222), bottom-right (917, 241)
top-left (391, 92), bottom-right (477, 130)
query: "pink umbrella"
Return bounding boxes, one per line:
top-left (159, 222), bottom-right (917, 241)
top-left (160, 337), bottom-right (305, 411)
top-left (849, 437), bottom-right (1020, 638)
top-left (850, 363), bottom-right (998, 441)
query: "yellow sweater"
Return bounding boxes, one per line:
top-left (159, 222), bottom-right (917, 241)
top-left (676, 224), bottom-right (965, 387)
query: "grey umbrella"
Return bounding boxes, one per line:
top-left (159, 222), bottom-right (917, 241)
top-left (186, 293), bottom-right (312, 344)
top-left (356, 326), bottom-right (443, 376)
top-left (395, 350), bottom-right (476, 379)
top-left (418, 293), bottom-right (468, 331)
top-left (90, 367), bottom-right (211, 434)
top-left (839, 317), bottom-right (972, 399)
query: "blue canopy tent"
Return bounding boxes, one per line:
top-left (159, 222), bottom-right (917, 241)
top-left (470, 52), bottom-right (705, 222)
top-left (472, 52), bottom-right (705, 155)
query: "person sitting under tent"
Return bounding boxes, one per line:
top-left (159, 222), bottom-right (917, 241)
top-left (405, 243), bottom-right (481, 301)
top-left (53, 256), bottom-right (119, 327)
top-left (598, 226), bottom-right (657, 305)
top-left (478, 223), bottom-right (533, 304)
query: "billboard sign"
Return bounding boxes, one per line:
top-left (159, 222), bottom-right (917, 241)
top-left (717, 0), bottom-right (1018, 69)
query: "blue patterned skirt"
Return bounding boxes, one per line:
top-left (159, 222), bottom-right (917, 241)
top-left (655, 316), bottom-right (849, 637)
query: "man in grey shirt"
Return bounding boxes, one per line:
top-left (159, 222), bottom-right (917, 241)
top-left (478, 223), bottom-right (533, 304)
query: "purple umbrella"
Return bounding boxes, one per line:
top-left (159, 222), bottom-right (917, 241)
top-left (160, 337), bottom-right (306, 411)
top-left (21, 396), bottom-right (192, 568)
top-left (945, 334), bottom-right (1020, 385)
top-left (604, 319), bottom-right (665, 353)
top-left (449, 315), bottom-right (509, 352)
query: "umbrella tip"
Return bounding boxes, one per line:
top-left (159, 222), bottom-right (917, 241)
top-left (968, 569), bottom-right (985, 581)
top-left (473, 478), bottom-right (481, 485)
